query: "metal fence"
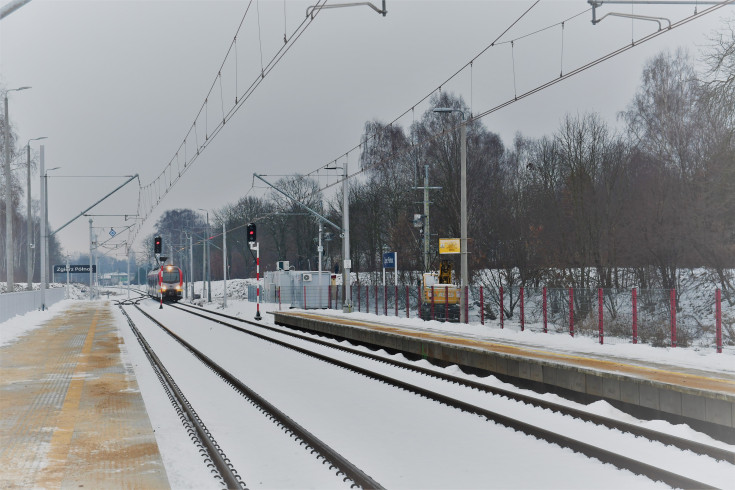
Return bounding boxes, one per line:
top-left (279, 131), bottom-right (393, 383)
top-left (247, 278), bottom-right (730, 353)
top-left (0, 288), bottom-right (66, 323)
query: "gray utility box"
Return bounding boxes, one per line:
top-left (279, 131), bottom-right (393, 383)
top-left (290, 271), bottom-right (332, 309)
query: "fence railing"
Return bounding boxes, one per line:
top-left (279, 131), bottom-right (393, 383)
top-left (0, 288), bottom-right (66, 323)
top-left (249, 281), bottom-right (730, 353)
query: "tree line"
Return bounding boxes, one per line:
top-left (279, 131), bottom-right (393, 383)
top-left (154, 40), bottom-right (732, 304)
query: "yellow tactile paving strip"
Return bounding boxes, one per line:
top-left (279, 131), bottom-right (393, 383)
top-left (0, 302), bottom-right (169, 489)
top-left (284, 311), bottom-right (735, 396)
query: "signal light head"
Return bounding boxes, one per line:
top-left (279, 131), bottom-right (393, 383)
top-left (247, 223), bottom-right (256, 243)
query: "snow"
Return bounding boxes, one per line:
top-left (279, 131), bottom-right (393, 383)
top-left (1, 282), bottom-right (734, 488)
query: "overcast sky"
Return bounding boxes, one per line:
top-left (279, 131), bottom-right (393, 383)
top-left (1, 0), bottom-right (731, 257)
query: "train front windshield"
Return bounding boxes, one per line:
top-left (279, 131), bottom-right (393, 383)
top-left (161, 270), bottom-right (179, 283)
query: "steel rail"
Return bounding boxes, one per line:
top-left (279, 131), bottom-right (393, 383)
top-left (133, 304), bottom-right (384, 490)
top-left (163, 303), bottom-right (719, 488)
top-left (118, 306), bottom-right (245, 489)
top-left (174, 302), bottom-right (735, 464)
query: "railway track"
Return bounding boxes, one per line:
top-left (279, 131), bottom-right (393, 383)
top-left (119, 302), bottom-right (384, 489)
top-left (163, 301), bottom-right (732, 489)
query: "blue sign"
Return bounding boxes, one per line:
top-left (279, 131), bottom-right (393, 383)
top-left (383, 252), bottom-right (396, 269)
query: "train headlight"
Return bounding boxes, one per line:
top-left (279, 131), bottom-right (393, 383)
top-left (161, 286), bottom-right (167, 291)
top-left (176, 285), bottom-right (182, 291)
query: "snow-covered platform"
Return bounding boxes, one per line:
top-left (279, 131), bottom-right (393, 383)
top-left (271, 310), bottom-right (735, 443)
top-left (0, 301), bottom-right (169, 488)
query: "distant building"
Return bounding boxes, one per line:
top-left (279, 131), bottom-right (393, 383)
top-left (100, 272), bottom-right (128, 286)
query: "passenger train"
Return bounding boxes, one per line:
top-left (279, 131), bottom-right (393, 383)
top-left (147, 264), bottom-right (183, 302)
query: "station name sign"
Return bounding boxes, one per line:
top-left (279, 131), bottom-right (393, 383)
top-left (54, 264), bottom-right (97, 273)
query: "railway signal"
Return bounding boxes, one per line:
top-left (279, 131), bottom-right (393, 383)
top-left (247, 223), bottom-right (256, 243)
top-left (154, 236), bottom-right (162, 254)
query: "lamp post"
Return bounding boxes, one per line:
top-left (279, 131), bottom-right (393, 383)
top-left (433, 107), bottom-right (468, 323)
top-left (39, 152), bottom-right (59, 310)
top-left (198, 208), bottom-right (211, 302)
top-left (44, 165), bottom-right (60, 287)
top-left (4, 85), bottom-right (31, 291)
top-left (26, 136), bottom-right (47, 290)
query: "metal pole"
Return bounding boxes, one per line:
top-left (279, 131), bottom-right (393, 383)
top-left (424, 164), bottom-right (430, 272)
top-left (342, 162), bottom-right (352, 312)
top-left (4, 94), bottom-right (13, 292)
top-left (254, 242), bottom-right (262, 320)
top-left (189, 235), bottom-right (194, 301)
top-left (26, 144), bottom-right (32, 290)
top-left (127, 249), bottom-right (130, 300)
top-left (222, 222), bottom-right (227, 308)
top-left (89, 218), bottom-right (93, 300)
top-left (201, 236), bottom-right (206, 301)
top-left (66, 254), bottom-right (70, 299)
top-left (206, 212), bottom-right (211, 302)
top-left (39, 147), bottom-right (46, 308)
top-left (44, 170), bottom-right (49, 287)
top-left (459, 120), bottom-right (468, 324)
top-left (318, 221), bottom-right (323, 275)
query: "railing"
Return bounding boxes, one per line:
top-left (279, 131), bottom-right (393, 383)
top-left (246, 280), bottom-right (731, 353)
top-left (0, 288), bottom-right (66, 323)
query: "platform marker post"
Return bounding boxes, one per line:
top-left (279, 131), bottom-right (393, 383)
top-left (716, 289), bottom-right (722, 353)
top-left (464, 286), bottom-right (468, 324)
top-left (632, 288), bottom-right (638, 344)
top-left (445, 286), bottom-right (449, 322)
top-left (375, 285), bottom-right (378, 315)
top-left (670, 289), bottom-right (677, 348)
top-left (520, 287), bottom-right (525, 331)
top-left (500, 286), bottom-right (504, 329)
top-left (384, 285), bottom-right (387, 316)
top-left (406, 285), bottom-right (410, 318)
top-left (543, 287), bottom-right (547, 333)
top-left (431, 286), bottom-right (435, 320)
top-left (569, 287), bottom-right (574, 337)
top-left (598, 288), bottom-right (604, 345)
top-left (395, 285), bottom-right (398, 316)
top-left (480, 286), bottom-right (484, 325)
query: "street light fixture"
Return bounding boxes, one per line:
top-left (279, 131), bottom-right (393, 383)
top-left (433, 107), bottom-right (468, 323)
top-left (4, 85), bottom-right (31, 292)
top-left (25, 136), bottom-right (47, 290)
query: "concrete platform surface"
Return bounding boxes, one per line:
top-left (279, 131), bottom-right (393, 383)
top-left (273, 310), bottom-right (735, 441)
top-left (0, 301), bottom-right (169, 489)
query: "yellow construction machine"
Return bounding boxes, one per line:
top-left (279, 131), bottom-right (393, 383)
top-left (420, 260), bottom-right (460, 321)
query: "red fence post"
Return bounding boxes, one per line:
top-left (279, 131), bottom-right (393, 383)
top-left (366, 284), bottom-right (369, 313)
top-left (464, 286), bottom-right (469, 324)
top-left (670, 289), bottom-right (677, 348)
top-left (406, 285), bottom-right (409, 318)
top-left (375, 285), bottom-right (379, 315)
top-left (598, 288), bottom-right (604, 345)
top-left (543, 287), bottom-right (547, 333)
top-left (358, 282), bottom-right (361, 312)
top-left (445, 286), bottom-right (449, 322)
top-left (328, 285), bottom-right (332, 309)
top-left (500, 286), bottom-right (504, 329)
top-left (716, 289), bottom-right (722, 354)
top-left (395, 285), bottom-right (398, 316)
top-left (417, 284), bottom-right (422, 319)
top-left (632, 288), bottom-right (638, 344)
top-left (480, 286), bottom-right (485, 325)
top-left (431, 285), bottom-right (435, 320)
top-left (520, 287), bottom-right (525, 332)
top-left (569, 287), bottom-right (574, 337)
top-left (278, 286), bottom-right (282, 311)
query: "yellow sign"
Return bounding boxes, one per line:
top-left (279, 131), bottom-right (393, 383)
top-left (439, 238), bottom-right (460, 254)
